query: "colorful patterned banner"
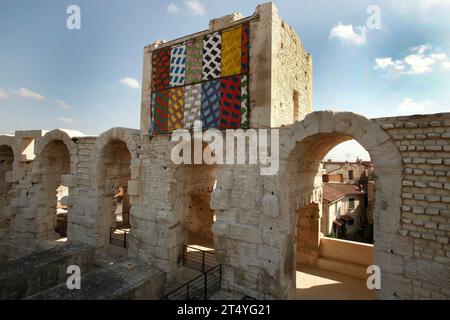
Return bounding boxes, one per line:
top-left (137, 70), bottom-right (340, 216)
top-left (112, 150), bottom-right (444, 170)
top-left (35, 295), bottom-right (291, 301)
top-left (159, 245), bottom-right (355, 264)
top-left (150, 23), bottom-right (251, 134)
top-left (153, 90), bottom-right (169, 133)
top-left (219, 76), bottom-right (241, 129)
top-left (221, 26), bottom-right (242, 77)
top-left (169, 45), bottom-right (186, 87)
top-left (240, 75), bottom-right (249, 128)
top-left (153, 47), bottom-right (171, 91)
top-left (168, 87), bottom-right (184, 131)
top-left (149, 93), bottom-right (156, 135)
top-left (241, 23), bottom-right (250, 74)
top-left (184, 83), bottom-right (202, 129)
top-left (202, 32), bottom-right (222, 80)
top-left (201, 80), bottom-right (221, 129)
top-left (186, 39), bottom-right (203, 84)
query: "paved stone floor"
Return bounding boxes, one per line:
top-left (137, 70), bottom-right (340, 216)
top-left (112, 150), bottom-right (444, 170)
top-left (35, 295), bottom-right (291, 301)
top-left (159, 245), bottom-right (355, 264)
top-left (296, 265), bottom-right (374, 300)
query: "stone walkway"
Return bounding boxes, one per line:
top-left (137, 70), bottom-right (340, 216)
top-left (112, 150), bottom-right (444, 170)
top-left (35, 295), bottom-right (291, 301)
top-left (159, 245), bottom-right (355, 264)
top-left (296, 265), bottom-right (374, 300)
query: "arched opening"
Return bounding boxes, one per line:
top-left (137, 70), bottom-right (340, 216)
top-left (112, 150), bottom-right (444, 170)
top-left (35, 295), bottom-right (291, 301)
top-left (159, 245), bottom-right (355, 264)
top-left (183, 165), bottom-right (217, 249)
top-left (0, 145), bottom-right (14, 229)
top-left (37, 140), bottom-right (71, 240)
top-left (286, 133), bottom-right (375, 300)
top-left (322, 140), bottom-right (375, 244)
top-left (176, 159), bottom-right (218, 275)
top-left (162, 139), bottom-right (219, 293)
top-left (97, 139), bottom-right (132, 251)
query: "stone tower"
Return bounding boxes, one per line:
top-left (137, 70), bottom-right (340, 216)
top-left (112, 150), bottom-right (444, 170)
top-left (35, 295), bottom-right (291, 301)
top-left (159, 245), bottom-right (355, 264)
top-left (140, 2), bottom-right (313, 137)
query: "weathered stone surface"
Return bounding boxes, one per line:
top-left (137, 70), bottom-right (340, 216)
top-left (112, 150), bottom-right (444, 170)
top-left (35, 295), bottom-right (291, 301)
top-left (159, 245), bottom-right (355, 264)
top-left (0, 3), bottom-right (449, 301)
top-left (0, 244), bottom-right (94, 299)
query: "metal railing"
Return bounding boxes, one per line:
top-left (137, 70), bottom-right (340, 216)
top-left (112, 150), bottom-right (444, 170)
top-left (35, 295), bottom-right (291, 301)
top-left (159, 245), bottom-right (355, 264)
top-left (109, 227), bottom-right (129, 249)
top-left (183, 245), bottom-right (217, 273)
top-left (161, 264), bottom-right (222, 300)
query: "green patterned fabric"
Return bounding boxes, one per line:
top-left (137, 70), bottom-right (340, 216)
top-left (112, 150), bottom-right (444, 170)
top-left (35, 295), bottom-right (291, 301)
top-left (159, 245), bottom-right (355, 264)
top-left (240, 75), bottom-right (249, 128)
top-left (185, 39), bottom-right (203, 84)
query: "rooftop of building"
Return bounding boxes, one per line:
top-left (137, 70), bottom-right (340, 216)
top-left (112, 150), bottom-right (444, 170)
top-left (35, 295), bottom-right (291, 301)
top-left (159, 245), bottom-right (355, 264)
top-left (323, 160), bottom-right (373, 167)
top-left (323, 183), bottom-right (363, 203)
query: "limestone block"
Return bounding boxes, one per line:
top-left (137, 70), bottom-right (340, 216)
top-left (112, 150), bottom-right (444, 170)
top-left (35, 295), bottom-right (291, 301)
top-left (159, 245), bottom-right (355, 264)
top-left (374, 231), bottom-right (413, 258)
top-left (60, 196), bottom-right (74, 207)
top-left (262, 228), bottom-right (284, 248)
top-left (291, 121), bottom-right (307, 141)
top-left (317, 110), bottom-right (334, 133)
top-left (4, 206), bottom-right (18, 217)
top-left (382, 123), bottom-right (394, 129)
top-left (212, 220), bottom-right (229, 237)
top-left (405, 258), bottom-right (450, 289)
top-left (61, 175), bottom-right (78, 187)
top-left (5, 171), bottom-right (20, 183)
top-left (279, 131), bottom-right (296, 154)
top-left (262, 193), bottom-right (279, 218)
top-left (127, 180), bottom-right (140, 196)
top-left (156, 210), bottom-right (177, 227)
top-left (130, 159), bottom-right (141, 179)
top-left (257, 244), bottom-right (281, 263)
top-left (230, 253), bottom-right (258, 270)
top-left (377, 272), bottom-right (413, 299)
top-left (7, 189), bottom-right (20, 198)
top-left (218, 170), bottom-right (233, 190)
top-left (259, 259), bottom-right (280, 278)
top-left (210, 188), bottom-right (230, 210)
top-left (11, 198), bottom-right (29, 208)
top-left (21, 208), bottom-right (35, 219)
top-left (229, 223), bottom-right (261, 243)
top-left (302, 112), bottom-right (319, 137)
top-left (374, 250), bottom-right (404, 275)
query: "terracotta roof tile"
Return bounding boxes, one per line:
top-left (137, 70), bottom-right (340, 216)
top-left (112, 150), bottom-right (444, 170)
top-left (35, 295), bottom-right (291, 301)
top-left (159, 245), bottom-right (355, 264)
top-left (323, 183), bottom-right (362, 203)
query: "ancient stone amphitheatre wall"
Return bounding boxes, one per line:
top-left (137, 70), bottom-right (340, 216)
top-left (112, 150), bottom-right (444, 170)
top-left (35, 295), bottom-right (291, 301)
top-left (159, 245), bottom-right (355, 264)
top-left (1, 112), bottom-right (449, 300)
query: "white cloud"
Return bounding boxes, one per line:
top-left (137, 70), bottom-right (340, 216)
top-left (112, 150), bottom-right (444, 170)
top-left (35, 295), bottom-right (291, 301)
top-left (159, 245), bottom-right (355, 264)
top-left (374, 58), bottom-right (394, 70)
top-left (397, 97), bottom-right (433, 114)
top-left (185, 0), bottom-right (206, 16)
top-left (14, 87), bottom-right (45, 100)
top-left (119, 77), bottom-right (141, 89)
top-left (57, 117), bottom-right (77, 124)
top-left (375, 44), bottom-right (450, 75)
top-left (329, 23), bottom-right (367, 45)
top-left (421, 0), bottom-right (450, 7)
top-left (394, 0), bottom-right (450, 11)
top-left (167, 3), bottom-right (181, 14)
top-left (0, 88), bottom-right (9, 100)
top-left (167, 1), bottom-right (206, 17)
top-left (55, 99), bottom-right (71, 110)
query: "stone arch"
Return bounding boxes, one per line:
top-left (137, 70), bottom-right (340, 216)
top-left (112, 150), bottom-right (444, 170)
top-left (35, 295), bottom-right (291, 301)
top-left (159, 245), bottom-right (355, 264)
top-left (31, 130), bottom-right (78, 240)
top-left (0, 136), bottom-right (19, 226)
top-left (276, 110), bottom-right (403, 299)
top-left (90, 128), bottom-right (139, 251)
top-left (0, 135), bottom-right (20, 172)
top-left (34, 130), bottom-right (78, 175)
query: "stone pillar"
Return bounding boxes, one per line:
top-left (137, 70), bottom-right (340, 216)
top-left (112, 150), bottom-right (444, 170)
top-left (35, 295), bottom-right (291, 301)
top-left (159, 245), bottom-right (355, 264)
top-left (296, 202), bottom-right (320, 266)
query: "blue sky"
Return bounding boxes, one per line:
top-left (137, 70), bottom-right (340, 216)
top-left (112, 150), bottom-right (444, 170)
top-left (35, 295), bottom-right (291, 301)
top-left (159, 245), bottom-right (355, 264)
top-left (0, 0), bottom-right (449, 159)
